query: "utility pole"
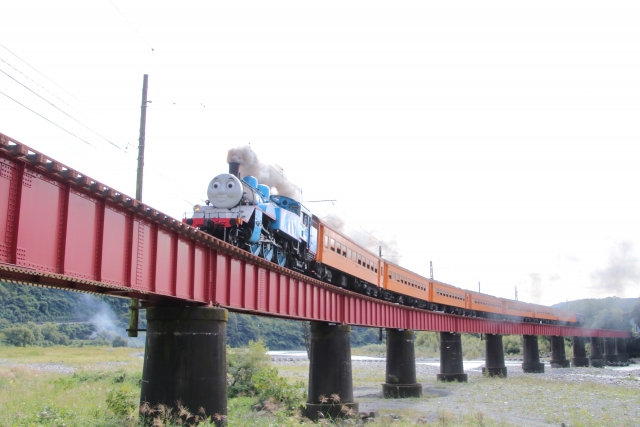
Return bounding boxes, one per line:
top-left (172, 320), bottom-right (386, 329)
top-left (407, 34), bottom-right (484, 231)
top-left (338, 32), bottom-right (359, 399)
top-left (515, 286), bottom-right (518, 301)
top-left (430, 261), bottom-right (433, 280)
top-left (136, 74), bottom-right (149, 201)
top-left (129, 74), bottom-right (149, 338)
top-left (478, 281), bottom-right (480, 293)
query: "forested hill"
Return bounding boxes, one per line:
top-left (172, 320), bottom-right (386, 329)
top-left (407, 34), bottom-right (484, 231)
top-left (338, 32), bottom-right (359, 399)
top-left (0, 282), bottom-right (379, 349)
top-left (552, 297), bottom-right (639, 331)
top-left (1, 282), bottom-right (637, 349)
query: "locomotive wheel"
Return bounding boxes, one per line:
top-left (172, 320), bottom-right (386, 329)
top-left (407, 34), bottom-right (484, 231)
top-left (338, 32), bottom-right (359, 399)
top-left (227, 227), bottom-right (243, 247)
top-left (262, 243), bottom-right (274, 262)
top-left (250, 243), bottom-right (261, 257)
top-left (276, 247), bottom-right (287, 267)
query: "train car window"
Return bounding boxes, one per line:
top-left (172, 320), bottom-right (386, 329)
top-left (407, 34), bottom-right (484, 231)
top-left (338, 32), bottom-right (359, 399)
top-left (330, 238), bottom-right (335, 251)
top-left (347, 248), bottom-right (352, 259)
top-left (343, 246), bottom-right (348, 257)
top-left (357, 254), bottom-right (362, 265)
top-left (303, 214), bottom-right (309, 226)
top-left (352, 251), bottom-right (356, 261)
top-left (336, 242), bottom-right (341, 255)
top-left (324, 235), bottom-right (329, 247)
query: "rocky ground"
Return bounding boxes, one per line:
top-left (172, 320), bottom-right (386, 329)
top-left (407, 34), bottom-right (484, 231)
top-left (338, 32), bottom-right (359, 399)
top-left (273, 357), bottom-right (640, 426)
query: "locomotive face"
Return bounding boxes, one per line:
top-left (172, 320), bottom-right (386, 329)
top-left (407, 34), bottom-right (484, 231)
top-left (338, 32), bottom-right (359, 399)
top-left (207, 173), bottom-right (244, 208)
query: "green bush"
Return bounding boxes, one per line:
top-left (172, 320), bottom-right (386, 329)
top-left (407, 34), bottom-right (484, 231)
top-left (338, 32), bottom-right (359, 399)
top-left (415, 331), bottom-right (439, 356)
top-left (106, 383), bottom-right (138, 417)
top-left (227, 340), bottom-right (271, 398)
top-left (504, 335), bottom-right (522, 355)
top-left (253, 367), bottom-right (306, 413)
top-left (2, 324), bottom-right (36, 346)
top-left (112, 335), bottom-right (128, 347)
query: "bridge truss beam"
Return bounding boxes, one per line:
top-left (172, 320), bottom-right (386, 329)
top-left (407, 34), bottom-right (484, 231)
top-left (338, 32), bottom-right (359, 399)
top-left (0, 133), bottom-right (630, 339)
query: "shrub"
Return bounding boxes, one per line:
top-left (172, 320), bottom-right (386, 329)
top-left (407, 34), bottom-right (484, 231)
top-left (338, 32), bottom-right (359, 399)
top-left (112, 336), bottom-right (128, 347)
top-left (106, 383), bottom-right (138, 417)
top-left (227, 340), bottom-right (271, 398)
top-left (504, 335), bottom-right (522, 355)
top-left (253, 367), bottom-right (305, 413)
top-left (2, 325), bottom-right (36, 346)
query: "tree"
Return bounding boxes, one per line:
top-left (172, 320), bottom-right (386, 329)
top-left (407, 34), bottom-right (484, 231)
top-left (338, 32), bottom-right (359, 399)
top-left (3, 325), bottom-right (36, 346)
top-left (591, 308), bottom-right (627, 330)
top-left (112, 336), bottom-right (128, 347)
top-left (631, 298), bottom-right (640, 332)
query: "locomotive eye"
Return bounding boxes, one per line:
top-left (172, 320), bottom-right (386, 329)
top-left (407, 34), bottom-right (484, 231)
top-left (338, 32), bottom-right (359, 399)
top-left (212, 182), bottom-right (220, 189)
top-left (227, 182), bottom-right (234, 189)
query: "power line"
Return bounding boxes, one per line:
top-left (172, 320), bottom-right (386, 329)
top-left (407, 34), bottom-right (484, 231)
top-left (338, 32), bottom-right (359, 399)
top-left (106, 0), bottom-right (154, 52)
top-left (0, 43), bottom-right (81, 102)
top-left (0, 90), bottom-right (96, 148)
top-left (0, 56), bottom-right (86, 119)
top-left (1, 68), bottom-right (128, 154)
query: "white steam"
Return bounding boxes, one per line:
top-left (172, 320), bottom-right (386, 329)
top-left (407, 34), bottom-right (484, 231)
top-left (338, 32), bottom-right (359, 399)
top-left (227, 146), bottom-right (402, 265)
top-left (323, 214), bottom-right (401, 265)
top-left (527, 272), bottom-right (545, 304)
top-left (590, 240), bottom-right (640, 296)
top-left (80, 294), bottom-right (123, 339)
top-left (227, 146), bottom-right (301, 200)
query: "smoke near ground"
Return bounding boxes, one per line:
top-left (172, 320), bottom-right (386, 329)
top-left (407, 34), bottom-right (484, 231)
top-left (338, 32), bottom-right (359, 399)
top-left (79, 295), bottom-right (125, 339)
top-left (590, 240), bottom-right (640, 296)
top-left (227, 146), bottom-right (301, 200)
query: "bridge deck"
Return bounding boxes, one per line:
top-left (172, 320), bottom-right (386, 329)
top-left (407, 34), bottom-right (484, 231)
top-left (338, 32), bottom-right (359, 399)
top-left (0, 132), bottom-right (630, 338)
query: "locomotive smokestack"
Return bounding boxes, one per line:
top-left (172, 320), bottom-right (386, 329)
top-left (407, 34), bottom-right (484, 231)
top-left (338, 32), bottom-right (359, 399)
top-left (228, 162), bottom-right (241, 178)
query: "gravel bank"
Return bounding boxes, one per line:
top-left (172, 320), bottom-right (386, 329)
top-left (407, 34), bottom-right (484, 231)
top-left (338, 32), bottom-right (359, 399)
top-left (274, 357), bottom-right (640, 426)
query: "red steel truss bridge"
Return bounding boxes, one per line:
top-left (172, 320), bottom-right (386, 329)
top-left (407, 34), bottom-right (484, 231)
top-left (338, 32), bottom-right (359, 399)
top-left (0, 132), bottom-right (630, 339)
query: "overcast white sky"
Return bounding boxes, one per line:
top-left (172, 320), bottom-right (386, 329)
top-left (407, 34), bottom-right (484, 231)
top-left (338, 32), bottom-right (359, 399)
top-left (2, 1), bottom-right (639, 307)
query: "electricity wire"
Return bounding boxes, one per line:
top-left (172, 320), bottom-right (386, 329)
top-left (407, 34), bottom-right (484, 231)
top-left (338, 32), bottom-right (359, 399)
top-left (1, 68), bottom-right (128, 154)
top-left (1, 61), bottom-right (196, 208)
top-left (0, 90), bottom-right (96, 148)
top-left (106, 0), bottom-right (155, 52)
top-left (0, 43), bottom-right (81, 102)
top-left (0, 57), bottom-right (86, 119)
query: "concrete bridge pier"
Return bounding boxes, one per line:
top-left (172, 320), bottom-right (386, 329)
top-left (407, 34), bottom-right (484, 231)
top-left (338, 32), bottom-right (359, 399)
top-left (482, 334), bottom-right (507, 377)
top-left (304, 322), bottom-right (358, 420)
top-left (521, 335), bottom-right (545, 373)
top-left (616, 338), bottom-right (629, 365)
top-left (604, 337), bottom-right (618, 365)
top-left (382, 329), bottom-right (422, 398)
top-left (570, 336), bottom-right (590, 367)
top-left (550, 336), bottom-right (570, 368)
top-left (140, 307), bottom-right (228, 426)
top-left (589, 337), bottom-right (605, 368)
top-left (437, 332), bottom-right (467, 382)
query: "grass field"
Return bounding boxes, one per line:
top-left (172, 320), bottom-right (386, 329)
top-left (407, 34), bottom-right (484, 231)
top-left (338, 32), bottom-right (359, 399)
top-left (1, 346), bottom-right (638, 426)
